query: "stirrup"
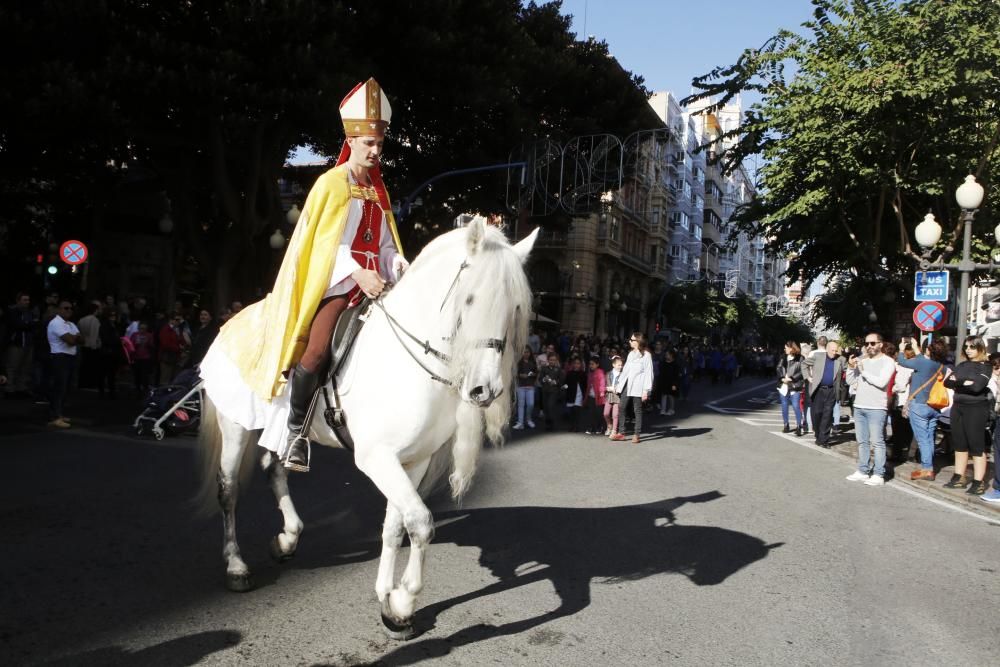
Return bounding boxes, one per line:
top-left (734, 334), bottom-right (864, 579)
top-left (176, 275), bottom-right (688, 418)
top-left (282, 434), bottom-right (311, 473)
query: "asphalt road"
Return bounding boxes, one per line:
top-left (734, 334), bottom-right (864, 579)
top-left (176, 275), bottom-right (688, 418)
top-left (3, 378), bottom-right (999, 666)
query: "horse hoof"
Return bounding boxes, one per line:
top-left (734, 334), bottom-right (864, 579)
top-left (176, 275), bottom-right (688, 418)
top-left (380, 601), bottom-right (415, 641)
top-left (225, 572), bottom-right (253, 592)
top-left (269, 536), bottom-right (296, 563)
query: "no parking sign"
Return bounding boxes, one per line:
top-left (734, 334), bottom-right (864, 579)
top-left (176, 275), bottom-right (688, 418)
top-left (59, 240), bottom-right (88, 265)
top-left (912, 301), bottom-right (946, 332)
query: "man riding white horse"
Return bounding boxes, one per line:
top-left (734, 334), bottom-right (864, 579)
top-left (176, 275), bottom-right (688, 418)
top-left (201, 78), bottom-right (408, 472)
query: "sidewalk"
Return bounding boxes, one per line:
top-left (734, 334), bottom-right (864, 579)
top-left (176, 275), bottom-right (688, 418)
top-left (817, 422), bottom-right (1000, 519)
top-left (0, 384), bottom-right (151, 437)
top-left (696, 378), bottom-right (999, 520)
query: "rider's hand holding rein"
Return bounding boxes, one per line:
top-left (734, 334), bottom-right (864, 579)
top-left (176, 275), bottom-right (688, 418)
top-left (353, 268), bottom-right (387, 299)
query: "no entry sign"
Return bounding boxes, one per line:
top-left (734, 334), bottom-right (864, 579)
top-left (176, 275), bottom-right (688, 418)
top-left (912, 301), bottom-right (946, 332)
top-left (59, 240), bottom-right (88, 265)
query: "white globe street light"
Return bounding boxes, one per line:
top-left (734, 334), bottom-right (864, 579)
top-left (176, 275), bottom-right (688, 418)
top-left (951, 175), bottom-right (986, 353)
top-left (955, 174), bottom-right (985, 210)
top-left (914, 212), bottom-right (942, 249)
top-left (286, 204), bottom-right (301, 225)
top-left (158, 213), bottom-right (174, 234)
top-left (269, 230), bottom-right (286, 249)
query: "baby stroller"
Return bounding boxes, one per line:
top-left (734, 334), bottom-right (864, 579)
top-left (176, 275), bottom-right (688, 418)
top-left (134, 367), bottom-right (204, 440)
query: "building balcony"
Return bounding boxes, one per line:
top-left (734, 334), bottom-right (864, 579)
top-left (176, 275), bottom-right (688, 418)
top-left (595, 231), bottom-right (622, 255)
top-left (620, 252), bottom-right (652, 274)
top-left (704, 193), bottom-right (725, 215)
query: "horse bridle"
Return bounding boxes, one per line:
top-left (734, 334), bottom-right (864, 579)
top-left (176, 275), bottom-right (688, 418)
top-left (371, 258), bottom-right (508, 387)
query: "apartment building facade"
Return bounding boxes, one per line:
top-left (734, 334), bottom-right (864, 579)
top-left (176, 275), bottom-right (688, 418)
top-left (521, 91), bottom-right (786, 338)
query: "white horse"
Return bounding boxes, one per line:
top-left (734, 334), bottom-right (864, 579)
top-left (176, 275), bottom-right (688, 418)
top-left (196, 219), bottom-right (537, 638)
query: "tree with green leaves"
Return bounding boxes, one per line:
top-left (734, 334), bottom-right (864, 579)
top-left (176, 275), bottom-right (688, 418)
top-left (1, 0), bottom-right (658, 308)
top-left (683, 0), bottom-right (999, 299)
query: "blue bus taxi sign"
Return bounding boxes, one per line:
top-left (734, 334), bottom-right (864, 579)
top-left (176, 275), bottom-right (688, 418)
top-left (914, 270), bottom-right (949, 301)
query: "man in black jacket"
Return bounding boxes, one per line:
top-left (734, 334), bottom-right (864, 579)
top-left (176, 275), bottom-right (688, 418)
top-left (803, 340), bottom-right (847, 447)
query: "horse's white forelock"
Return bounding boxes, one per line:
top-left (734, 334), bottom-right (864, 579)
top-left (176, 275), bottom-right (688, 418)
top-left (404, 224), bottom-right (531, 444)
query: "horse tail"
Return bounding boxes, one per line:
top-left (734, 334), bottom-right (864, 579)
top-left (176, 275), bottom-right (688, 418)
top-left (192, 395), bottom-right (256, 517)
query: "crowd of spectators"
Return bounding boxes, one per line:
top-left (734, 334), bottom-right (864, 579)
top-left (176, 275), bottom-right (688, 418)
top-left (513, 328), bottom-right (771, 443)
top-left (770, 331), bottom-right (998, 504)
top-left (1, 290), bottom-right (231, 428)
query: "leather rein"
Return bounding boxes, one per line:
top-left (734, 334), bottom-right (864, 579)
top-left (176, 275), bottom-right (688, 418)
top-left (371, 258), bottom-right (507, 387)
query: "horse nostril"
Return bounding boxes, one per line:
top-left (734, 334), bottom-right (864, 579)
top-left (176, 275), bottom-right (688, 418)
top-left (469, 386), bottom-right (485, 400)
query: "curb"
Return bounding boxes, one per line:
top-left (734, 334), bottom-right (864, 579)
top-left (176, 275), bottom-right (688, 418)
top-left (819, 436), bottom-right (1000, 520)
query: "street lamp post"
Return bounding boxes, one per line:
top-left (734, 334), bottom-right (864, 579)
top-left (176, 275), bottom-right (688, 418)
top-left (915, 175), bottom-right (992, 353)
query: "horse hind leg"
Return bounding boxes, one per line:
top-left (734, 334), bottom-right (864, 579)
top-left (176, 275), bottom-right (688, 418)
top-left (263, 451), bottom-right (304, 562)
top-left (217, 418), bottom-right (255, 592)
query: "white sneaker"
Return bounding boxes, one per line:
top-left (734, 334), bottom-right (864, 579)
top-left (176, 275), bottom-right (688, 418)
top-left (864, 475), bottom-right (885, 486)
top-left (512, 423), bottom-right (524, 430)
top-left (666, 409), bottom-right (675, 416)
top-left (527, 421), bottom-right (536, 428)
top-left (659, 410), bottom-right (669, 416)
top-left (845, 471), bottom-right (869, 482)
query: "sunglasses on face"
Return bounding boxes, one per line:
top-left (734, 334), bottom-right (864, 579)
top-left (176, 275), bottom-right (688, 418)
top-left (964, 344), bottom-right (977, 349)
top-left (864, 342), bottom-right (879, 347)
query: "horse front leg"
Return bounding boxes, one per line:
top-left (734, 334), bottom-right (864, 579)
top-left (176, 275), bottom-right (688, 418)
top-left (357, 453), bottom-right (432, 639)
top-left (262, 451), bottom-right (304, 562)
top-left (376, 502), bottom-right (404, 599)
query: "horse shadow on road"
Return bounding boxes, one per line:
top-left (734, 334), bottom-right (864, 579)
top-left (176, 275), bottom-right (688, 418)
top-left (316, 490), bottom-right (782, 666)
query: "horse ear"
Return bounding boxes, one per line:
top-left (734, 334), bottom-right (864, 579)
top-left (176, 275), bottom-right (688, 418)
top-left (511, 227), bottom-right (539, 264)
top-left (466, 215), bottom-right (486, 255)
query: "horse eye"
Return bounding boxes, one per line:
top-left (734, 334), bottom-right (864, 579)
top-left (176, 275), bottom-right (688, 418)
top-left (465, 296), bottom-right (474, 305)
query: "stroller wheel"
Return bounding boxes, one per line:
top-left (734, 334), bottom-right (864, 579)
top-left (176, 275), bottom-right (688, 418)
top-left (154, 429), bottom-right (165, 441)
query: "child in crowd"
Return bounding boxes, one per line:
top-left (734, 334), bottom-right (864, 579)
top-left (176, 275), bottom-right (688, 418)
top-left (584, 356), bottom-right (606, 434)
top-left (604, 356), bottom-right (624, 436)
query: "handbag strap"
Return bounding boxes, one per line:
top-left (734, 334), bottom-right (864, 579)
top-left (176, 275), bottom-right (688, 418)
top-left (907, 364), bottom-right (943, 403)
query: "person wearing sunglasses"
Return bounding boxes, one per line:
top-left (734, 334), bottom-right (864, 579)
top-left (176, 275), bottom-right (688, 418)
top-left (845, 333), bottom-right (894, 486)
top-left (611, 333), bottom-right (654, 443)
top-left (941, 336), bottom-right (992, 494)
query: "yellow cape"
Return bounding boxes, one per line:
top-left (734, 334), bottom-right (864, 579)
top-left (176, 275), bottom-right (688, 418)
top-left (215, 163), bottom-right (403, 400)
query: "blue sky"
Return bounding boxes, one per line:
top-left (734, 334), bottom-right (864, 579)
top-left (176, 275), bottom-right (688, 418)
top-left (558, 0), bottom-right (814, 98)
top-left (290, 0), bottom-right (815, 163)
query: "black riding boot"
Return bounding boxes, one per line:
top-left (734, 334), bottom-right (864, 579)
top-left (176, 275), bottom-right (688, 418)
top-left (284, 364), bottom-right (321, 472)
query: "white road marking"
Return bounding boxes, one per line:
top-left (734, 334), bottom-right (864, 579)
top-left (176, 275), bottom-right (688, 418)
top-left (704, 381), bottom-right (778, 411)
top-left (886, 482), bottom-right (1000, 525)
